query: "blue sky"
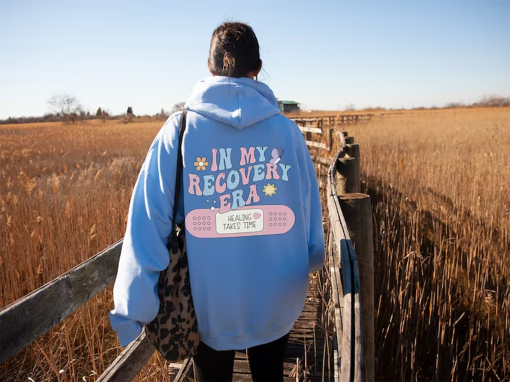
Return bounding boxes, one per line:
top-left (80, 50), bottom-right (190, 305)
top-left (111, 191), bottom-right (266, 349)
top-left (0, 0), bottom-right (509, 119)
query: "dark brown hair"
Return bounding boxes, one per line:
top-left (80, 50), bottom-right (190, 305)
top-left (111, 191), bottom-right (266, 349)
top-left (208, 22), bottom-right (262, 78)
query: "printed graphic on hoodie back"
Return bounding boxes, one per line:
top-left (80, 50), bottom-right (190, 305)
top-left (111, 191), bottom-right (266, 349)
top-left (185, 146), bottom-right (295, 238)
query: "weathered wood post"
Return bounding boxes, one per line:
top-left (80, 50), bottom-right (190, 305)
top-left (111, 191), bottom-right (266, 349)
top-left (312, 118), bottom-right (320, 144)
top-left (345, 144), bottom-right (360, 190)
top-left (336, 157), bottom-right (359, 195)
top-left (338, 194), bottom-right (374, 382)
top-left (345, 144), bottom-right (360, 160)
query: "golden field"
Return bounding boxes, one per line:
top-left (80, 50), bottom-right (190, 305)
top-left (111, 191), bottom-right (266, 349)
top-left (347, 108), bottom-right (509, 381)
top-left (0, 108), bottom-right (509, 381)
top-left (0, 120), bottom-right (172, 381)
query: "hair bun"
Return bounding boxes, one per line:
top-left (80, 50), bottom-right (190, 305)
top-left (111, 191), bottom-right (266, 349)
top-left (223, 54), bottom-right (236, 72)
top-left (208, 22), bottom-right (261, 78)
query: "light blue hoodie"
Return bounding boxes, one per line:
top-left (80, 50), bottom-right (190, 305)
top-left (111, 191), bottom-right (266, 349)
top-left (109, 76), bottom-right (325, 350)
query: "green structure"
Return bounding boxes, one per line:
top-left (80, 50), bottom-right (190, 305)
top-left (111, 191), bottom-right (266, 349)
top-left (277, 100), bottom-right (300, 113)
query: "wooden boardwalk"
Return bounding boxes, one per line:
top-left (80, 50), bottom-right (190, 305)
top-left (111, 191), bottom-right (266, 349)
top-left (171, 274), bottom-right (330, 382)
top-left (229, 277), bottom-right (329, 382)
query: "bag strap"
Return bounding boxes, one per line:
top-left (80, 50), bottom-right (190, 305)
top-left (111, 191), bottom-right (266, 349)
top-left (172, 109), bottom-right (188, 227)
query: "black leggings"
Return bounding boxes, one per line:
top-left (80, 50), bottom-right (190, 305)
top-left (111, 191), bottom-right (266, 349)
top-left (193, 332), bottom-right (290, 382)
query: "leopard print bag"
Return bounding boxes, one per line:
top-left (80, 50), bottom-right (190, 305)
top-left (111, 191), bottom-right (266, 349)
top-left (144, 110), bottom-right (199, 361)
top-left (144, 227), bottom-right (199, 361)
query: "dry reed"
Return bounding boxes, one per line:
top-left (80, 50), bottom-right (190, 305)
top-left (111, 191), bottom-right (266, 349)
top-left (0, 120), bottom-right (170, 381)
top-left (346, 108), bottom-right (509, 381)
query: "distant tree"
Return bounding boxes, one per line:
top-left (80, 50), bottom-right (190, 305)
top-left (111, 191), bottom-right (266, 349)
top-left (344, 103), bottom-right (356, 111)
top-left (473, 94), bottom-right (510, 108)
top-left (127, 107), bottom-right (135, 116)
top-left (47, 93), bottom-right (83, 124)
top-left (445, 102), bottom-right (465, 109)
top-left (171, 102), bottom-right (185, 114)
top-left (96, 107), bottom-right (103, 117)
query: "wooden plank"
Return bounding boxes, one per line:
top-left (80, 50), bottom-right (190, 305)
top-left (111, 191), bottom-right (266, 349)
top-left (339, 194), bottom-right (373, 382)
top-left (328, 233), bottom-right (343, 381)
top-left (327, 152), bottom-right (353, 382)
top-left (333, 185), bottom-right (363, 382)
top-left (0, 239), bottom-right (124, 363)
top-left (352, 259), bottom-right (362, 382)
top-left (235, 350), bottom-right (249, 360)
top-left (327, 146), bottom-right (365, 382)
top-left (339, 240), bottom-right (353, 382)
top-left (233, 359), bottom-right (251, 373)
top-left (174, 358), bottom-right (194, 382)
top-left (298, 126), bottom-right (323, 134)
top-left (306, 141), bottom-right (329, 150)
top-left (290, 117), bottom-right (315, 120)
top-left (97, 331), bottom-right (155, 382)
top-left (334, 335), bottom-right (340, 382)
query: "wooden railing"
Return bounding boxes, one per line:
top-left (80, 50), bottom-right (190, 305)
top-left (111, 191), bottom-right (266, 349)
top-left (326, 133), bottom-right (374, 382)
top-left (0, 240), bottom-right (122, 364)
top-left (290, 116), bottom-right (334, 151)
top-left (0, 239), bottom-right (169, 381)
top-left (290, 114), bottom-right (374, 129)
top-left (290, 114), bottom-right (377, 152)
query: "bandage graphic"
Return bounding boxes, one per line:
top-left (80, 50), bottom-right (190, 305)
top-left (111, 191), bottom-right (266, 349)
top-left (185, 205), bottom-right (295, 238)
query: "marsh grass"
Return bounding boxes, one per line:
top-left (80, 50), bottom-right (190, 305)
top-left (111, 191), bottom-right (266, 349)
top-left (346, 108), bottom-right (510, 381)
top-left (0, 120), bottom-right (171, 381)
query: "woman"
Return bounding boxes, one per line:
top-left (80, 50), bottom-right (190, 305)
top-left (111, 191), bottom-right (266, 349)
top-left (109, 22), bottom-right (324, 381)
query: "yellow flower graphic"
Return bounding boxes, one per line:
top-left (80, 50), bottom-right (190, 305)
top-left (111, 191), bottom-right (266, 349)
top-left (194, 157), bottom-right (209, 171)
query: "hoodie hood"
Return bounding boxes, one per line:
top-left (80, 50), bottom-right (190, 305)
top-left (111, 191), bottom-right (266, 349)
top-left (184, 76), bottom-right (281, 129)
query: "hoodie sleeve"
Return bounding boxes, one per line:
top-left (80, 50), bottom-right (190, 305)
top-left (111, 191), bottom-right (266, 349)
top-left (296, 129), bottom-right (325, 273)
top-left (108, 113), bottom-right (182, 347)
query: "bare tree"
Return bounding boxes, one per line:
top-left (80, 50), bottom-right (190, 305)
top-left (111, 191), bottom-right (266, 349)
top-left (47, 93), bottom-right (83, 124)
top-left (473, 94), bottom-right (510, 108)
top-left (171, 102), bottom-right (185, 114)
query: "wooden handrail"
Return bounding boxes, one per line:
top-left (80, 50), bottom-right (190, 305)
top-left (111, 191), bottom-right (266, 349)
top-left (327, 144), bottom-right (363, 382)
top-left (96, 331), bottom-right (155, 382)
top-left (298, 126), bottom-right (322, 134)
top-left (0, 240), bottom-right (123, 363)
top-left (290, 117), bottom-right (334, 151)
